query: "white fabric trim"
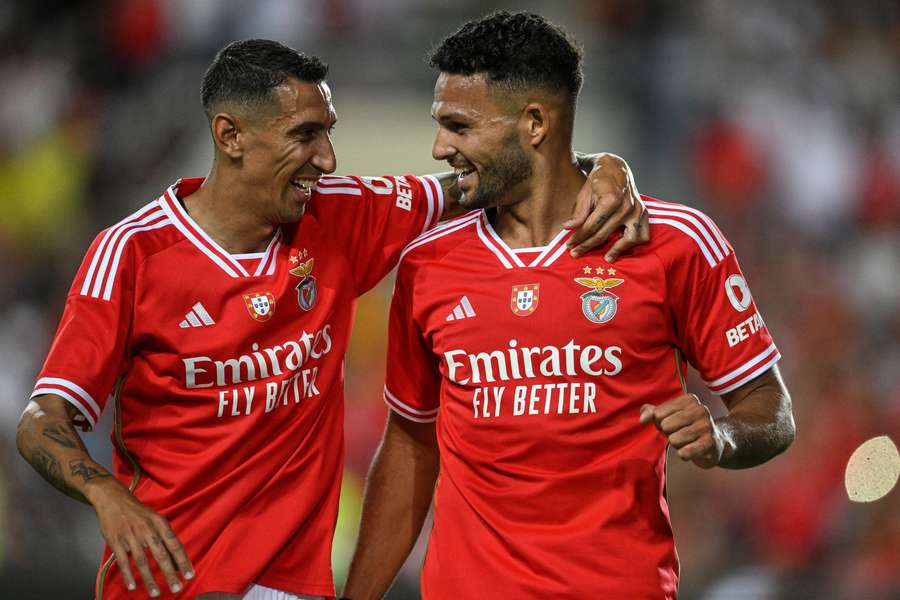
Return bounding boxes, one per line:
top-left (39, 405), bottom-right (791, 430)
top-left (417, 175), bottom-right (436, 235)
top-left (712, 353), bottom-right (781, 395)
top-left (81, 203), bottom-right (158, 297)
top-left (384, 386), bottom-right (439, 416)
top-left (645, 200), bottom-right (729, 257)
top-left (85, 209), bottom-right (167, 298)
top-left (649, 217), bottom-right (717, 268)
top-left (34, 377), bottom-right (101, 418)
top-left (480, 214), bottom-right (526, 267)
top-left (197, 585), bottom-right (325, 600)
top-left (252, 229), bottom-right (283, 277)
top-left (101, 220), bottom-right (171, 300)
top-left (422, 175), bottom-right (445, 231)
top-left (528, 228), bottom-right (570, 267)
top-left (315, 175), bottom-right (356, 187)
top-left (386, 405), bottom-right (438, 423)
top-left (399, 212), bottom-right (480, 260)
top-left (704, 343), bottom-right (779, 389)
top-left (31, 388), bottom-right (98, 429)
top-left (312, 186), bottom-right (362, 196)
top-left (476, 217), bottom-right (515, 269)
top-left (158, 191), bottom-right (245, 278)
top-left (646, 206), bottom-right (725, 261)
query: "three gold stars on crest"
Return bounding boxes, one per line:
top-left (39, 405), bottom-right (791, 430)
top-left (582, 265), bottom-right (616, 276)
top-left (289, 248), bottom-right (310, 264)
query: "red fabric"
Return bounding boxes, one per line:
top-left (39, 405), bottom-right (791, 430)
top-left (385, 197), bottom-right (779, 599)
top-left (34, 174), bottom-right (441, 599)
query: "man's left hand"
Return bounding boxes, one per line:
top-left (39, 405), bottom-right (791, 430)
top-left (639, 394), bottom-right (730, 469)
top-left (564, 153), bottom-right (649, 261)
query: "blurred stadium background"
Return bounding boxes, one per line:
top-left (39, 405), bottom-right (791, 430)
top-left (1, 0), bottom-right (899, 598)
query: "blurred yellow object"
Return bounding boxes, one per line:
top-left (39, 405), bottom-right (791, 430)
top-left (0, 127), bottom-right (87, 248)
top-left (845, 435), bottom-right (900, 503)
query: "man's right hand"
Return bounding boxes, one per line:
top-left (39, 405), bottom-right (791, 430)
top-left (16, 395), bottom-right (194, 598)
top-left (89, 480), bottom-right (195, 597)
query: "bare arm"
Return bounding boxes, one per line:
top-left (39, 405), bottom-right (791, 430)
top-left (17, 395), bottom-right (194, 597)
top-left (639, 365), bottom-right (795, 469)
top-left (715, 364), bottom-right (795, 468)
top-left (343, 412), bottom-right (440, 600)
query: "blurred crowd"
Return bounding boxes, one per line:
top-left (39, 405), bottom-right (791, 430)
top-left (1, 1), bottom-right (898, 598)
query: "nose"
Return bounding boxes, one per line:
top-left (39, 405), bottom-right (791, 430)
top-left (312, 134), bottom-right (337, 174)
top-left (432, 127), bottom-right (454, 162)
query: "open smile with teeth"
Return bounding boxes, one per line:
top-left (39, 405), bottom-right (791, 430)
top-left (290, 176), bottom-right (317, 192)
top-left (455, 166), bottom-right (475, 181)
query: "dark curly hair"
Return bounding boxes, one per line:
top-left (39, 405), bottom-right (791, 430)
top-left (201, 39), bottom-right (328, 118)
top-left (429, 11), bottom-right (583, 106)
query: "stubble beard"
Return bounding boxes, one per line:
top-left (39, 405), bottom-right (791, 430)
top-left (460, 134), bottom-right (533, 210)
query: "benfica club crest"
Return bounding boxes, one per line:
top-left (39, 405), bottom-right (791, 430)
top-left (510, 283), bottom-right (540, 316)
top-left (289, 254), bottom-right (317, 311)
top-left (574, 276), bottom-right (624, 324)
top-left (243, 292), bottom-right (276, 322)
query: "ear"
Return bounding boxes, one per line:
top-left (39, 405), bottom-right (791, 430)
top-left (211, 112), bottom-right (244, 159)
top-left (522, 102), bottom-right (550, 148)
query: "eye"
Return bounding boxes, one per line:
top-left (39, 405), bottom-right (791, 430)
top-left (447, 121), bottom-right (468, 134)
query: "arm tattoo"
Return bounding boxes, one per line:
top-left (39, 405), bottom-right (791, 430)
top-left (69, 459), bottom-right (111, 483)
top-left (30, 446), bottom-right (88, 502)
top-left (32, 447), bottom-right (63, 488)
top-left (42, 423), bottom-right (79, 449)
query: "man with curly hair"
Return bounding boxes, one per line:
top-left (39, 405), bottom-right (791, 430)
top-left (342, 11), bottom-right (794, 599)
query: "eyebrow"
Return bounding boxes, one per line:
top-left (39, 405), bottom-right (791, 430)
top-left (286, 119), bottom-right (337, 136)
top-left (432, 110), bottom-right (472, 123)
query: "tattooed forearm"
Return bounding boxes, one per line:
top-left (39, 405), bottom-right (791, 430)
top-left (32, 447), bottom-right (62, 486)
top-left (42, 422), bottom-right (79, 449)
top-left (69, 459), bottom-right (111, 483)
top-left (30, 446), bottom-right (87, 502)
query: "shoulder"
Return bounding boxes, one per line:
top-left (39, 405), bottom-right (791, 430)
top-left (78, 198), bottom-right (178, 300)
top-left (397, 210), bottom-right (481, 271)
top-left (644, 196), bottom-right (733, 270)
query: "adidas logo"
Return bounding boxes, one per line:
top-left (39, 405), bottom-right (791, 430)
top-left (445, 296), bottom-right (476, 321)
top-left (179, 302), bottom-right (216, 328)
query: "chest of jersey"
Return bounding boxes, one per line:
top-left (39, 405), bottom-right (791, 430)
top-left (126, 220), bottom-right (353, 428)
top-left (414, 238), bottom-right (682, 460)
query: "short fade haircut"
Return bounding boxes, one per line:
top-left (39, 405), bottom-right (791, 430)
top-left (429, 11), bottom-right (583, 106)
top-left (201, 39), bottom-right (328, 118)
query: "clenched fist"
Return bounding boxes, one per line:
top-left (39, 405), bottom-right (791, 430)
top-left (639, 394), bottom-right (731, 469)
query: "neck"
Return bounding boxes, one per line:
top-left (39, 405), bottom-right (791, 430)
top-left (182, 164), bottom-right (278, 255)
top-left (491, 149), bottom-right (585, 248)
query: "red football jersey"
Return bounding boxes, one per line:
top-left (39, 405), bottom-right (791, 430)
top-left (384, 198), bottom-right (780, 599)
top-left (31, 174), bottom-right (443, 599)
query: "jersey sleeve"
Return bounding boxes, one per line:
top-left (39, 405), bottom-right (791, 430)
top-left (313, 174), bottom-right (444, 295)
top-left (31, 229), bottom-right (136, 430)
top-left (662, 207), bottom-right (780, 395)
top-left (382, 258), bottom-right (441, 422)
